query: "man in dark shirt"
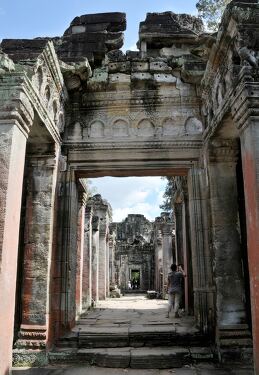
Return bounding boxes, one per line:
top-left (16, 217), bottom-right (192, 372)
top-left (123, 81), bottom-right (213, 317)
top-left (166, 263), bottom-right (185, 318)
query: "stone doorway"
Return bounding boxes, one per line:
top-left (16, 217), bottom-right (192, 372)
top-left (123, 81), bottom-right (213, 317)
top-left (131, 270), bottom-right (140, 290)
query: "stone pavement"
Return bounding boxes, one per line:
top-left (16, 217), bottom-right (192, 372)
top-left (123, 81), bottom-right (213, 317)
top-left (74, 294), bottom-right (199, 335)
top-left (12, 363), bottom-right (254, 374)
top-left (13, 296), bottom-right (254, 374)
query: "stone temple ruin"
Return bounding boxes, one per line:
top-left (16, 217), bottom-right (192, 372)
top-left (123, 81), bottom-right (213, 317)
top-left (83, 194), bottom-right (176, 300)
top-left (0, 0), bottom-right (259, 373)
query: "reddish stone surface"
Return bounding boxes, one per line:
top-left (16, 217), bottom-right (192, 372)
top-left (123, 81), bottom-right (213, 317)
top-left (0, 125), bottom-right (27, 375)
top-left (241, 126), bottom-right (259, 374)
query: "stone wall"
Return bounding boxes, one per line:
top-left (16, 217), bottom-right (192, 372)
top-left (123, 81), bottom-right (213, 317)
top-left (113, 214), bottom-right (155, 291)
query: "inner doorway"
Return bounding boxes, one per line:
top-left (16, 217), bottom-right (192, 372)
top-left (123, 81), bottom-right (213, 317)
top-left (78, 175), bottom-right (193, 315)
top-left (131, 269), bottom-right (140, 290)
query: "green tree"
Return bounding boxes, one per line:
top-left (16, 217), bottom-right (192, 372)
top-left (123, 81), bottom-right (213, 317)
top-left (196, 0), bottom-right (231, 31)
top-left (160, 177), bottom-right (175, 213)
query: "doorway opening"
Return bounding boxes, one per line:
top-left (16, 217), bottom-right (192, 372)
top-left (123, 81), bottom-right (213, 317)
top-left (131, 269), bottom-right (141, 290)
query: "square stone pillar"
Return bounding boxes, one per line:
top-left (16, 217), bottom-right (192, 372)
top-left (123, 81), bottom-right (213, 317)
top-left (108, 225), bottom-right (116, 287)
top-left (57, 170), bottom-right (79, 334)
top-left (154, 225), bottom-right (163, 294)
top-left (160, 218), bottom-right (174, 298)
top-left (188, 166), bottom-right (214, 333)
top-left (0, 120), bottom-right (28, 375)
top-left (75, 190), bottom-right (87, 317)
top-left (92, 216), bottom-right (100, 302)
top-left (240, 119), bottom-right (259, 373)
top-left (91, 215), bottom-right (100, 302)
top-left (208, 140), bottom-right (247, 328)
top-left (82, 205), bottom-right (93, 310)
top-left (174, 202), bottom-right (184, 265)
top-left (87, 194), bottom-right (111, 301)
top-left (99, 222), bottom-right (108, 300)
top-left (14, 147), bottom-right (59, 364)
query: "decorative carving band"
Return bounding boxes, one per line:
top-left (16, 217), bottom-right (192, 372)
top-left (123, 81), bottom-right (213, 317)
top-left (209, 139), bottom-right (239, 163)
top-left (15, 326), bottom-right (47, 350)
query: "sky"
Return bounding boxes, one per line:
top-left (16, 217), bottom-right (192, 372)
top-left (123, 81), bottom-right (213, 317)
top-left (0, 0), bottom-right (197, 50)
top-left (0, 0), bottom-right (197, 222)
top-left (89, 177), bottom-right (168, 222)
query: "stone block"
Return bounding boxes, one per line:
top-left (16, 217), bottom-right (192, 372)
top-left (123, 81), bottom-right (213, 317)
top-left (150, 60), bottom-right (172, 73)
top-left (130, 347), bottom-right (190, 368)
top-left (77, 348), bottom-right (130, 368)
top-left (154, 74), bottom-right (177, 84)
top-left (131, 72), bottom-right (153, 81)
top-left (108, 61), bottom-right (131, 73)
top-left (109, 73), bottom-right (131, 84)
top-left (132, 61), bottom-right (149, 72)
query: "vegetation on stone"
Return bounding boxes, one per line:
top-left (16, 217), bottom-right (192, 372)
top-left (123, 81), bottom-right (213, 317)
top-left (196, 0), bottom-right (231, 30)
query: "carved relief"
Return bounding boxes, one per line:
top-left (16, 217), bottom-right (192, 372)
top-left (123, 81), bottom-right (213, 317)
top-left (162, 118), bottom-right (183, 136)
top-left (112, 119), bottom-right (129, 137)
top-left (184, 117), bottom-right (203, 135)
top-left (57, 112), bottom-right (65, 133)
top-left (44, 85), bottom-right (51, 104)
top-left (90, 120), bottom-right (105, 138)
top-left (137, 119), bottom-right (155, 137)
top-left (34, 65), bottom-right (44, 93)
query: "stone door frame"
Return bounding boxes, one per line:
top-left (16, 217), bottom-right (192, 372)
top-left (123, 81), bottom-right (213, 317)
top-left (59, 158), bottom-right (214, 336)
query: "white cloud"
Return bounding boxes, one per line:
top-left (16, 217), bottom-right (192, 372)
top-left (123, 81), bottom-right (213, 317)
top-left (89, 176), bottom-right (167, 222)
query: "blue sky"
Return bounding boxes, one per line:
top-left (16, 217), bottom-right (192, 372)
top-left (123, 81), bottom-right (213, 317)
top-left (1, 1), bottom-right (196, 222)
top-left (90, 177), bottom-right (168, 222)
top-left (0, 0), bottom-right (197, 50)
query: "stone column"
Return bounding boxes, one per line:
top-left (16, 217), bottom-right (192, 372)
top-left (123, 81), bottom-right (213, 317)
top-left (91, 215), bottom-right (100, 302)
top-left (154, 221), bottom-right (163, 294)
top-left (75, 189), bottom-right (87, 317)
top-left (208, 140), bottom-right (247, 331)
top-left (182, 196), bottom-right (193, 314)
top-left (0, 119), bottom-right (29, 374)
top-left (173, 202), bottom-right (183, 265)
top-left (87, 194), bottom-right (111, 301)
top-left (106, 233), bottom-right (110, 297)
top-left (188, 166), bottom-right (214, 333)
top-left (59, 170), bottom-right (79, 331)
top-left (109, 225), bottom-right (116, 287)
top-left (160, 216), bottom-right (173, 298)
top-left (239, 118), bottom-right (259, 373)
top-left (82, 205), bottom-right (93, 310)
top-left (0, 67), bottom-right (34, 374)
top-left (15, 147), bottom-right (59, 361)
top-left (99, 222), bottom-right (108, 300)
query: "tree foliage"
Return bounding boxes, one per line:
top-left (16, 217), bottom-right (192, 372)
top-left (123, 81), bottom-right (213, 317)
top-left (196, 0), bottom-right (231, 31)
top-left (160, 177), bottom-right (175, 213)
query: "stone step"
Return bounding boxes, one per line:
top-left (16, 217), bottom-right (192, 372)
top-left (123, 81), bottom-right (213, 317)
top-left (49, 346), bottom-right (215, 368)
top-left (56, 325), bottom-right (208, 349)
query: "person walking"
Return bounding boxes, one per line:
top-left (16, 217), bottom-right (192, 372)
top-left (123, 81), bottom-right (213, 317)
top-left (166, 264), bottom-right (185, 318)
